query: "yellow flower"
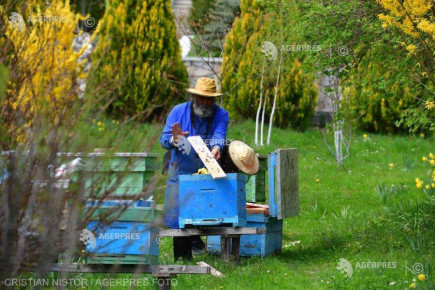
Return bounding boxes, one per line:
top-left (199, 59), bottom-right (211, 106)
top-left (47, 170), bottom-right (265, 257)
top-left (410, 283), bottom-right (416, 288)
top-left (432, 183), bottom-right (435, 188)
top-left (429, 153), bottom-right (434, 159)
top-left (389, 163), bottom-right (394, 168)
top-left (97, 121), bottom-right (102, 126)
top-left (316, 178), bottom-right (320, 183)
top-left (430, 159), bottom-right (435, 166)
top-left (422, 157), bottom-right (427, 162)
top-left (81, 249), bottom-right (85, 253)
top-left (425, 185), bottom-right (430, 190)
top-left (418, 274), bottom-right (426, 281)
top-left (416, 183), bottom-right (423, 189)
top-left (420, 133), bottom-right (425, 138)
top-left (98, 127), bottom-right (104, 131)
top-left (406, 44), bottom-right (417, 54)
top-left (363, 134), bottom-right (368, 139)
top-left (425, 100), bottom-right (434, 110)
top-left (415, 178), bottom-right (421, 183)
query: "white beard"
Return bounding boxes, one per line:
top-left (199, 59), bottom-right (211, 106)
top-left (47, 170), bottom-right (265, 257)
top-left (192, 98), bottom-right (214, 118)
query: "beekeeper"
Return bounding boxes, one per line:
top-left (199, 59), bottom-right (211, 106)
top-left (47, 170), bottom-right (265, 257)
top-left (160, 77), bottom-right (229, 260)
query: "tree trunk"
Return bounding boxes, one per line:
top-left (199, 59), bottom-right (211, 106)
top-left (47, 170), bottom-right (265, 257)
top-left (267, 57), bottom-right (282, 145)
top-left (255, 59), bottom-right (266, 146)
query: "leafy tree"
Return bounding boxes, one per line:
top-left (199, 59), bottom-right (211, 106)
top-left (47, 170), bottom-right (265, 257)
top-left (1, 0), bottom-right (88, 146)
top-left (202, 0), bottom-right (240, 56)
top-left (91, 0), bottom-right (188, 121)
top-left (189, 0), bottom-right (215, 32)
top-left (288, 0), bottom-right (434, 133)
top-left (221, 0), bottom-right (317, 131)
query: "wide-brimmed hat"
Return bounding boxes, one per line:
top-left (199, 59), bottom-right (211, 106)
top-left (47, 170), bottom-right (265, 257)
top-left (228, 140), bottom-right (259, 175)
top-left (187, 77), bottom-right (223, 97)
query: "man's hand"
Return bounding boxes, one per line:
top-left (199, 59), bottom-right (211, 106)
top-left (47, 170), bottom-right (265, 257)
top-left (211, 146), bottom-right (221, 161)
top-left (171, 122), bottom-right (189, 144)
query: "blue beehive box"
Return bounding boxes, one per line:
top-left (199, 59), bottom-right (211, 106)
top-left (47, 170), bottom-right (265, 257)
top-left (178, 173), bottom-right (247, 228)
top-left (85, 221), bottom-right (159, 264)
top-left (206, 213), bottom-right (283, 257)
top-left (83, 200), bottom-right (159, 264)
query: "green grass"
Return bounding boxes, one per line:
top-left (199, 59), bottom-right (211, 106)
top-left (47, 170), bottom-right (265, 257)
top-left (67, 120), bottom-right (434, 289)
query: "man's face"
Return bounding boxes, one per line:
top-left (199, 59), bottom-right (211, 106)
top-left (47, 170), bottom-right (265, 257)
top-left (195, 95), bottom-right (215, 105)
top-left (192, 94), bottom-right (215, 118)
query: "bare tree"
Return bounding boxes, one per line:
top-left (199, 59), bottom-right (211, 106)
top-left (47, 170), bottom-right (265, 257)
top-left (267, 57), bottom-right (283, 145)
top-left (255, 59), bottom-right (266, 146)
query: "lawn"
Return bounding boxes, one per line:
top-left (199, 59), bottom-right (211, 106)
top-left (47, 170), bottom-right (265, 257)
top-left (67, 120), bottom-right (434, 289)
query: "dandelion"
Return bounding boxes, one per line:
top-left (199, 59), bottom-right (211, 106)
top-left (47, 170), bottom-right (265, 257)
top-left (432, 183), bottom-right (435, 188)
top-left (97, 121), bottom-right (103, 126)
top-left (425, 185), bottom-right (430, 190)
top-left (389, 163), bottom-right (394, 168)
top-left (418, 274), bottom-right (426, 281)
top-left (429, 153), bottom-right (434, 159)
top-left (316, 178), bottom-right (320, 183)
top-left (363, 134), bottom-right (368, 139)
top-left (420, 133), bottom-right (425, 138)
top-left (430, 159), bottom-right (435, 166)
top-left (410, 283), bottom-right (416, 288)
top-left (98, 127), bottom-right (104, 132)
top-left (422, 157), bottom-right (427, 162)
top-left (425, 100), bottom-right (434, 110)
top-left (416, 178), bottom-right (423, 189)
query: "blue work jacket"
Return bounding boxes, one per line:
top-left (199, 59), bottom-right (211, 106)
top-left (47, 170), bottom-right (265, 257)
top-left (160, 101), bottom-right (229, 228)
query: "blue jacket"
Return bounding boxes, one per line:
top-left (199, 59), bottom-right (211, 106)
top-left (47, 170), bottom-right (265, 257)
top-left (160, 101), bottom-right (229, 228)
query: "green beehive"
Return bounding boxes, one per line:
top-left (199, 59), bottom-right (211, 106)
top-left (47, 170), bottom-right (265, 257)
top-left (57, 152), bottom-right (159, 197)
top-left (84, 153), bottom-right (159, 197)
top-left (245, 155), bottom-right (268, 203)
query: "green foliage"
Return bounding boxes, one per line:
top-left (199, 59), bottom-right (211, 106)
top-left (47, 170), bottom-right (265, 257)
top-left (202, 0), bottom-right (240, 56)
top-left (91, 0), bottom-right (188, 121)
top-left (189, 0), bottom-right (215, 31)
top-left (285, 0), bottom-right (434, 134)
top-left (221, 0), bottom-right (317, 130)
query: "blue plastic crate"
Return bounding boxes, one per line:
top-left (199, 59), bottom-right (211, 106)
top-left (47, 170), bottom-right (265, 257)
top-left (178, 173), bottom-right (247, 228)
top-left (85, 221), bottom-right (159, 258)
top-left (206, 214), bottom-right (282, 257)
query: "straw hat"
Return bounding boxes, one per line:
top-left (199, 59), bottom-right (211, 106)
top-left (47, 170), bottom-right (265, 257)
top-left (228, 140), bottom-right (259, 175)
top-left (186, 77), bottom-right (223, 97)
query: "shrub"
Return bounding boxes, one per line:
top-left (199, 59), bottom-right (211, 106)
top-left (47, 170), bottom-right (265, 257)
top-left (91, 0), bottom-right (188, 121)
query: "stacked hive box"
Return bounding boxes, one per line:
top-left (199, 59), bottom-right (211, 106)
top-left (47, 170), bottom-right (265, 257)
top-left (206, 213), bottom-right (282, 257)
top-left (77, 153), bottom-right (160, 264)
top-left (178, 173), bottom-right (247, 228)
